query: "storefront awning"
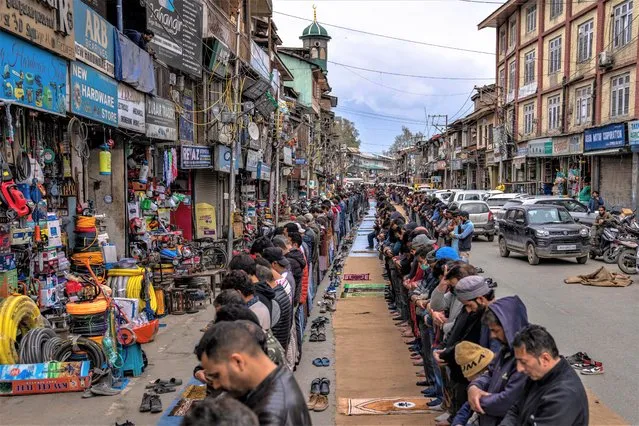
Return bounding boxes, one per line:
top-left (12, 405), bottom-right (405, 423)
top-left (583, 148), bottom-right (626, 156)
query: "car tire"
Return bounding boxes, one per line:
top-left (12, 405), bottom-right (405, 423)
top-left (527, 244), bottom-right (540, 265)
top-left (576, 255), bottom-right (588, 264)
top-left (498, 237), bottom-right (510, 257)
top-left (486, 234), bottom-right (495, 242)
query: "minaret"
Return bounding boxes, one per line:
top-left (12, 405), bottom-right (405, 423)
top-left (300, 5), bottom-right (331, 72)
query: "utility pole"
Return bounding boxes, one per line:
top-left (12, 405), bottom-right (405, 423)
top-left (429, 114), bottom-right (449, 188)
top-left (268, 17), bottom-right (280, 226)
top-left (227, 4), bottom-right (242, 262)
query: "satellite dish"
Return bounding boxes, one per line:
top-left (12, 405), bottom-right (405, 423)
top-left (248, 122), bottom-right (260, 141)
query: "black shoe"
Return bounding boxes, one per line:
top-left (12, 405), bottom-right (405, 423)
top-left (150, 394), bottom-right (162, 413)
top-left (416, 380), bottom-right (431, 387)
top-left (139, 393), bottom-right (152, 413)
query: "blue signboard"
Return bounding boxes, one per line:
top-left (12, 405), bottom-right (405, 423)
top-left (74, 0), bottom-right (115, 77)
top-left (628, 121), bottom-right (639, 152)
top-left (257, 162), bottom-right (271, 181)
top-left (70, 61), bottom-right (118, 126)
top-left (584, 123), bottom-right (626, 152)
top-left (214, 144), bottom-right (240, 174)
top-left (179, 94), bottom-right (194, 143)
top-left (0, 32), bottom-right (68, 116)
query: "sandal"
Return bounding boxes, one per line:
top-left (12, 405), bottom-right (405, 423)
top-left (314, 394), bottom-right (329, 412)
top-left (150, 394), bottom-right (163, 413)
top-left (312, 358), bottom-right (324, 367)
top-left (139, 392), bottom-right (152, 412)
top-left (310, 378), bottom-right (321, 394)
top-left (146, 378), bottom-right (182, 388)
top-left (317, 332), bottom-right (326, 342)
top-left (309, 333), bottom-right (319, 342)
top-left (321, 357), bottom-right (330, 367)
top-left (319, 378), bottom-right (330, 395)
top-left (152, 384), bottom-right (176, 394)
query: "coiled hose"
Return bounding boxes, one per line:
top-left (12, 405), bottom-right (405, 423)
top-left (0, 295), bottom-right (43, 364)
top-left (68, 313), bottom-right (108, 337)
top-left (52, 336), bottom-right (107, 384)
top-left (19, 327), bottom-right (57, 363)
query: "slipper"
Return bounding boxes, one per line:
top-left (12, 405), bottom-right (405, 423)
top-left (320, 378), bottom-right (330, 395)
top-left (310, 378), bottom-right (321, 394)
top-left (139, 392), bottom-right (152, 412)
top-left (147, 378), bottom-right (182, 387)
top-left (314, 394), bottom-right (329, 412)
top-left (312, 358), bottom-right (324, 367)
top-left (307, 393), bottom-right (319, 410)
top-left (321, 357), bottom-right (330, 367)
top-left (152, 384), bottom-right (176, 394)
top-left (317, 332), bottom-right (326, 342)
top-left (309, 333), bottom-right (319, 342)
top-left (150, 394), bottom-right (163, 413)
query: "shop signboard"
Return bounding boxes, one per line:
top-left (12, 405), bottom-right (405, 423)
top-left (145, 96), bottom-right (177, 141)
top-left (146, 0), bottom-right (203, 77)
top-left (70, 61), bottom-right (118, 126)
top-left (436, 160), bottom-right (446, 170)
top-left (214, 144), bottom-right (240, 174)
top-left (527, 138), bottom-right (553, 157)
top-left (250, 40), bottom-right (270, 82)
top-left (569, 135), bottom-right (583, 154)
top-left (628, 121), bottom-right (639, 151)
top-left (0, 32), bottom-right (68, 116)
top-left (0, 0), bottom-right (75, 60)
top-left (451, 159), bottom-right (463, 171)
top-left (245, 149), bottom-right (260, 172)
top-left (295, 158), bottom-right (307, 165)
top-left (257, 162), bottom-right (271, 181)
top-left (517, 147), bottom-right (529, 157)
top-left (552, 137), bottom-right (570, 155)
top-left (584, 123), bottom-right (626, 151)
top-left (282, 147), bottom-right (293, 166)
top-left (117, 84), bottom-right (145, 132)
top-left (431, 176), bottom-right (442, 183)
top-left (180, 145), bottom-right (211, 169)
top-left (73, 0), bottom-right (115, 77)
top-left (178, 91), bottom-right (194, 143)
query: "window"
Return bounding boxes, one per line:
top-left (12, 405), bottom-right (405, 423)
top-left (488, 124), bottom-right (494, 145)
top-left (548, 95), bottom-right (561, 130)
top-left (560, 200), bottom-right (588, 213)
top-left (514, 210), bottom-right (526, 224)
top-left (550, 0), bottom-right (563, 18)
top-left (527, 208), bottom-right (573, 224)
top-left (524, 102), bottom-right (535, 134)
top-left (509, 20), bottom-right (517, 47)
top-left (499, 68), bottom-right (506, 100)
top-left (613, 1), bottom-right (633, 48)
top-left (548, 36), bottom-right (562, 74)
top-left (461, 202), bottom-right (489, 213)
top-left (499, 29), bottom-right (507, 53)
top-left (526, 5), bottom-right (537, 33)
top-left (577, 20), bottom-right (594, 62)
top-left (610, 72), bottom-right (630, 117)
top-left (524, 50), bottom-right (535, 85)
top-left (575, 85), bottom-right (592, 125)
top-left (508, 61), bottom-right (516, 95)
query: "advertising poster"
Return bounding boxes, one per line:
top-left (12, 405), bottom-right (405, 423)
top-left (146, 0), bottom-right (203, 77)
top-left (70, 61), bottom-right (118, 126)
top-left (145, 96), bottom-right (177, 141)
top-left (74, 0), bottom-right (115, 76)
top-left (0, 32), bottom-right (68, 116)
top-left (195, 203), bottom-right (217, 238)
top-left (117, 84), bottom-right (145, 132)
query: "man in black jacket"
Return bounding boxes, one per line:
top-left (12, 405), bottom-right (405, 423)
top-left (198, 321), bottom-right (311, 425)
top-left (500, 324), bottom-right (588, 426)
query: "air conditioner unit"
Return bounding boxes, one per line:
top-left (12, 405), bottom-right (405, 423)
top-left (598, 51), bottom-right (614, 69)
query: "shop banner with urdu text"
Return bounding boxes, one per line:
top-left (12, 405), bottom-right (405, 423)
top-left (146, 0), bottom-right (203, 77)
top-left (74, 0), bottom-right (115, 77)
top-left (71, 61), bottom-right (118, 126)
top-left (0, 0), bottom-right (75, 59)
top-left (0, 31), bottom-right (68, 116)
top-left (145, 96), bottom-right (177, 141)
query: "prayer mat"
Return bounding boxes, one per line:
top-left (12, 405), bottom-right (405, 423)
top-left (343, 283), bottom-right (387, 291)
top-left (338, 397), bottom-right (437, 416)
top-left (168, 385), bottom-right (207, 417)
top-left (344, 273), bottom-right (370, 281)
top-left (181, 384), bottom-right (207, 399)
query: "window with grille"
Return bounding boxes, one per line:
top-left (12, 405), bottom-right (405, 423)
top-left (500, 29), bottom-right (507, 53)
top-left (499, 68), bottom-right (506, 100)
top-left (508, 61), bottom-right (516, 96)
top-left (575, 85), bottom-right (592, 125)
top-left (610, 72), bottom-right (630, 117)
top-left (550, 0), bottom-right (563, 18)
top-left (524, 102), bottom-right (535, 134)
top-left (548, 36), bottom-right (562, 74)
top-left (548, 95), bottom-right (561, 130)
top-left (577, 20), bottom-right (594, 62)
top-left (509, 20), bottom-right (517, 47)
top-left (613, 0), bottom-right (633, 49)
top-left (524, 50), bottom-right (535, 85)
top-left (526, 5), bottom-right (537, 33)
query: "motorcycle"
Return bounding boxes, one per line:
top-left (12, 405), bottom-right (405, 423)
top-left (617, 241), bottom-right (639, 275)
top-left (590, 226), bottom-right (621, 263)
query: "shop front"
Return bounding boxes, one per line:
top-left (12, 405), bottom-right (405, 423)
top-left (584, 123), bottom-right (632, 207)
top-left (551, 135), bottom-right (586, 198)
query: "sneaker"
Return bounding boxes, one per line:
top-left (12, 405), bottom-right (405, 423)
top-left (572, 360), bottom-right (601, 370)
top-left (427, 397), bottom-right (443, 411)
top-left (566, 352), bottom-right (590, 365)
top-left (581, 365), bottom-right (604, 375)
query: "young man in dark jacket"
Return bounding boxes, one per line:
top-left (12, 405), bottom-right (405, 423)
top-left (467, 296), bottom-right (529, 426)
top-left (285, 232), bottom-right (307, 305)
top-left (499, 324), bottom-right (588, 426)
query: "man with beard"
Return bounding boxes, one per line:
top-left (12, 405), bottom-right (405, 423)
top-left (197, 321), bottom-right (311, 425)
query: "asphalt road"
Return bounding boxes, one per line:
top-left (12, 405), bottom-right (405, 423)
top-left (470, 236), bottom-right (639, 424)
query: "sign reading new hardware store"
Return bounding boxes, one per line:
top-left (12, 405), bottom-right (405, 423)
top-left (584, 123), bottom-right (626, 151)
top-left (0, 0), bottom-right (75, 59)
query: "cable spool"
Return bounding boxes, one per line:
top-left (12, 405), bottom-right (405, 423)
top-left (117, 325), bottom-right (136, 346)
top-left (19, 327), bottom-right (57, 363)
top-left (68, 313), bottom-right (107, 336)
top-left (87, 336), bottom-right (103, 346)
top-left (0, 295), bottom-right (43, 364)
top-left (52, 336), bottom-right (107, 384)
top-left (66, 298), bottom-right (108, 315)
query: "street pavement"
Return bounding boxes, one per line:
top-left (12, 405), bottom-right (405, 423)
top-left (470, 237), bottom-right (638, 424)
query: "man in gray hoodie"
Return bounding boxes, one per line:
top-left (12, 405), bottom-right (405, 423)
top-left (465, 295), bottom-right (529, 426)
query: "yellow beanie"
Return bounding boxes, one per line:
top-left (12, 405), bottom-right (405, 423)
top-left (455, 341), bottom-right (494, 379)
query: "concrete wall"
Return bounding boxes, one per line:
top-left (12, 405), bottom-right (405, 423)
top-left (280, 54), bottom-right (313, 108)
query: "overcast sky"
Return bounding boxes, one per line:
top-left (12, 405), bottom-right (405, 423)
top-left (274, 0), bottom-right (504, 153)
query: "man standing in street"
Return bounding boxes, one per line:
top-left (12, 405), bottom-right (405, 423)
top-left (452, 211), bottom-right (474, 262)
top-left (500, 325), bottom-right (588, 426)
top-left (198, 321), bottom-right (311, 425)
top-left (588, 190), bottom-right (606, 212)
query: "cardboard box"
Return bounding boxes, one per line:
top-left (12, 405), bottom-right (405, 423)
top-left (0, 361), bottom-right (91, 396)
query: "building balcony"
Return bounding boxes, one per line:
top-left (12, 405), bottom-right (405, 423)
top-left (250, 0), bottom-right (273, 17)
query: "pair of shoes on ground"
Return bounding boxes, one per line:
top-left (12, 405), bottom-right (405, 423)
top-left (568, 352), bottom-right (604, 375)
top-left (307, 378), bottom-right (331, 412)
top-left (310, 323), bottom-right (326, 342)
top-left (145, 378), bottom-right (182, 393)
top-left (139, 392), bottom-right (163, 413)
top-left (312, 357), bottom-right (331, 367)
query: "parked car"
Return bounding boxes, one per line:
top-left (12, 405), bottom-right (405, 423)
top-left (482, 190), bottom-right (504, 201)
top-left (447, 190), bottom-right (489, 205)
top-left (487, 193), bottom-right (528, 227)
top-left (518, 197), bottom-right (597, 226)
top-left (498, 204), bottom-right (590, 265)
top-left (449, 200), bottom-right (495, 241)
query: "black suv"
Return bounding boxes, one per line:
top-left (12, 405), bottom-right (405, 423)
top-left (498, 204), bottom-right (591, 265)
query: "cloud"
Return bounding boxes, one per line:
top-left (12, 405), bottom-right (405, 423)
top-left (274, 0), bottom-right (503, 152)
